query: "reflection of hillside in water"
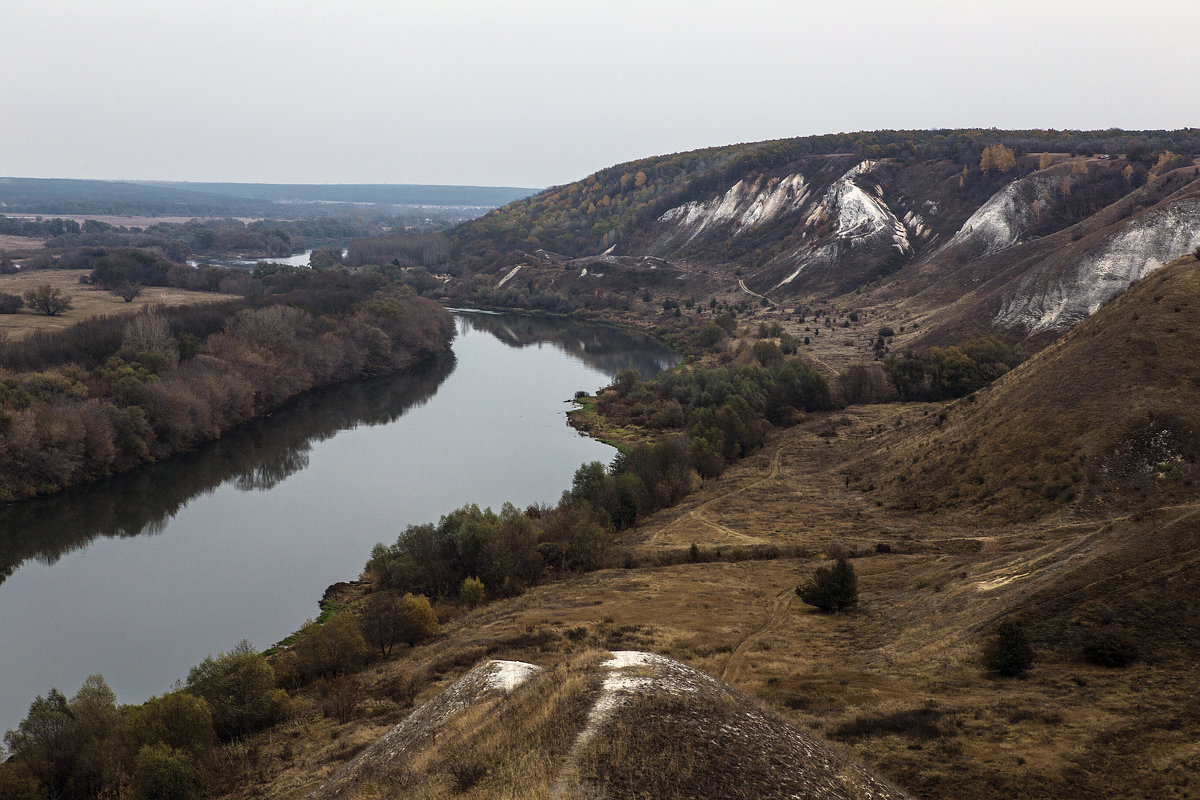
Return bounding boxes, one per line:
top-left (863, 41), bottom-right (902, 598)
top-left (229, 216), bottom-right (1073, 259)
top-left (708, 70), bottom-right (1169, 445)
top-left (0, 356), bottom-right (456, 586)
top-left (455, 311), bottom-right (681, 380)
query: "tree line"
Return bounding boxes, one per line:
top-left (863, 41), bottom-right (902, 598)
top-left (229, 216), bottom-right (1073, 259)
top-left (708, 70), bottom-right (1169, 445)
top-left (363, 352), bottom-right (833, 612)
top-left (0, 268), bottom-right (453, 501)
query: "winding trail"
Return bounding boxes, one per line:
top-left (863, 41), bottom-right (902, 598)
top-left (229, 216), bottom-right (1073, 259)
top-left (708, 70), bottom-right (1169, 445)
top-left (647, 444), bottom-right (787, 547)
top-left (738, 277), bottom-right (779, 307)
top-left (722, 587), bottom-right (795, 683)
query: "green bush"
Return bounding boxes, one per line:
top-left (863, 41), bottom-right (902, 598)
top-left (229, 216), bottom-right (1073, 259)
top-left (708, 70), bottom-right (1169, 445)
top-left (184, 641), bottom-right (282, 739)
top-left (796, 558), bottom-right (858, 612)
top-left (983, 621), bottom-right (1035, 677)
top-left (130, 743), bottom-right (195, 800)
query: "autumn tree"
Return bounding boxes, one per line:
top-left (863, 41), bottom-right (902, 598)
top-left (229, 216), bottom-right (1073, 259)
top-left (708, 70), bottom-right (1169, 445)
top-left (184, 641), bottom-right (281, 740)
top-left (979, 144), bottom-right (1016, 174)
top-left (24, 284), bottom-right (73, 316)
top-left (122, 692), bottom-right (215, 756)
top-left (121, 311), bottom-right (179, 371)
top-left (130, 743), bottom-right (195, 800)
top-left (2, 676), bottom-right (122, 799)
top-left (3, 688), bottom-right (76, 798)
top-left (293, 613), bottom-right (372, 679)
top-left (461, 576), bottom-right (485, 609)
top-left (396, 593), bottom-right (439, 646)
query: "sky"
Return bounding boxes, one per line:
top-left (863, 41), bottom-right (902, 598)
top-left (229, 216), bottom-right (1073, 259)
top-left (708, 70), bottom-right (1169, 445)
top-left (4, 0), bottom-right (1198, 188)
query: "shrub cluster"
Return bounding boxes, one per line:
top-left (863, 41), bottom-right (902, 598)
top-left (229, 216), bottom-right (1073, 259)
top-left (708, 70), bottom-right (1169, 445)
top-left (1, 643), bottom-right (284, 800)
top-left (883, 336), bottom-right (1020, 402)
top-left (597, 359), bottom-right (832, 475)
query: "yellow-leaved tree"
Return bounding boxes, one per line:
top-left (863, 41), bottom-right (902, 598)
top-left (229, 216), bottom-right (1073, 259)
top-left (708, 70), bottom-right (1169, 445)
top-left (980, 144), bottom-right (1017, 174)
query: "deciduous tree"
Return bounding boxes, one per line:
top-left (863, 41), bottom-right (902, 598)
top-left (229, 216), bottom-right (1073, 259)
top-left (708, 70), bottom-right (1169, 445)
top-left (23, 285), bottom-right (73, 316)
top-left (979, 144), bottom-right (1016, 174)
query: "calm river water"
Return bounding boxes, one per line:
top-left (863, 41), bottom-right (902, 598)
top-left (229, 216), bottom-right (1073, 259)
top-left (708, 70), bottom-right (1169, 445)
top-left (0, 312), bottom-right (679, 734)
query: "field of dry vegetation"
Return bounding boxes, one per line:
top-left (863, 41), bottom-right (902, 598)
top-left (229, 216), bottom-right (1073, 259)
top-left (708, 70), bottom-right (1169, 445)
top-left (0, 269), bottom-right (237, 340)
top-left (5, 249), bottom-right (1198, 798)
top-left (213, 395), bottom-right (1199, 799)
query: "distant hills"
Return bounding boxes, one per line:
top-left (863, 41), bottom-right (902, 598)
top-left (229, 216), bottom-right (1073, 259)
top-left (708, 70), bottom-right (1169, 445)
top-left (0, 177), bottom-right (538, 218)
top-left (438, 128), bottom-right (1200, 350)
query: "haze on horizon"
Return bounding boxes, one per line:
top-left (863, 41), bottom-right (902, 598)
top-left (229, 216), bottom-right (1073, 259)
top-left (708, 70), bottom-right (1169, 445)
top-left (5, 0), bottom-right (1197, 189)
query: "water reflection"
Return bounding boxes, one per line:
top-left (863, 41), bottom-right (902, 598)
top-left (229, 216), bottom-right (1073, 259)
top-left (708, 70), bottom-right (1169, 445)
top-left (0, 356), bottom-right (456, 586)
top-left (455, 311), bottom-right (681, 380)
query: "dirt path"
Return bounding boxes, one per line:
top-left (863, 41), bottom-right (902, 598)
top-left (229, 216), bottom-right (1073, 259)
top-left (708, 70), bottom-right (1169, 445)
top-left (722, 586), bottom-right (794, 683)
top-left (647, 444), bottom-right (787, 548)
top-left (738, 277), bottom-right (779, 307)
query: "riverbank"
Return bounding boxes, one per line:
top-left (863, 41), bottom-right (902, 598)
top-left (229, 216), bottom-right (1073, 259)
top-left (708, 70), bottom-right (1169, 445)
top-left (0, 280), bottom-right (454, 502)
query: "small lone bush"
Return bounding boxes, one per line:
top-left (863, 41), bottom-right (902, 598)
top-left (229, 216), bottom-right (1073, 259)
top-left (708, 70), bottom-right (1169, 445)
top-left (983, 621), bottom-right (1035, 677)
top-left (1082, 629), bottom-right (1138, 668)
top-left (796, 557), bottom-right (858, 612)
top-left (0, 293), bottom-right (23, 314)
top-left (460, 576), bottom-right (485, 610)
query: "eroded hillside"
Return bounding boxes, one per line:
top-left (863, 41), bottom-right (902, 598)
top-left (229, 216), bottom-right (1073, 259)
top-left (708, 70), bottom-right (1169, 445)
top-left (425, 130), bottom-right (1200, 361)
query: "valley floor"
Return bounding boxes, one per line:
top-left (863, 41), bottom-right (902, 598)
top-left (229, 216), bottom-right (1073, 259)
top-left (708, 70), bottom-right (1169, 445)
top-left (239, 403), bottom-right (1200, 800)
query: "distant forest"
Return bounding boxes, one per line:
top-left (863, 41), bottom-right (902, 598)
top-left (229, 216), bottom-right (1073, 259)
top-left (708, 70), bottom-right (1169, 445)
top-left (1, 215), bottom-right (415, 261)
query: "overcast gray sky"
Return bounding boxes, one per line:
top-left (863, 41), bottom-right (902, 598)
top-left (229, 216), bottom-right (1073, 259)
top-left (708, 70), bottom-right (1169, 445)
top-left (4, 0), bottom-right (1197, 188)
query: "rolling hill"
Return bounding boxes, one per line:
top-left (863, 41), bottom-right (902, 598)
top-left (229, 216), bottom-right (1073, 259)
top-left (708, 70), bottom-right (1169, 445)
top-left (431, 129), bottom-right (1200, 355)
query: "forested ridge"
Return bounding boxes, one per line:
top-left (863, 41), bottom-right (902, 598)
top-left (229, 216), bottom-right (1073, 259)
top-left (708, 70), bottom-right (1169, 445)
top-left (435, 128), bottom-right (1200, 270)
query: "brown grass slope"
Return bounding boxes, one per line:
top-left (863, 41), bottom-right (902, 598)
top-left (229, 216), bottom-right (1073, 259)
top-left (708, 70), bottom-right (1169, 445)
top-left (860, 253), bottom-right (1200, 520)
top-left (299, 651), bottom-right (911, 800)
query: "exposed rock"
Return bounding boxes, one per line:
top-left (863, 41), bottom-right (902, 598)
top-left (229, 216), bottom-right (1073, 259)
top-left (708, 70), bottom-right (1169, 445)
top-left (303, 652), bottom-right (912, 800)
top-left (944, 171), bottom-right (1063, 260)
top-left (995, 196), bottom-right (1200, 333)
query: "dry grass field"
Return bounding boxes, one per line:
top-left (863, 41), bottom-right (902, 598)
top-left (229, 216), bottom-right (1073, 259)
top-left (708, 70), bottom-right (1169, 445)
top-left (0, 269), bottom-right (238, 340)
top-left (0, 234), bottom-right (44, 254)
top-left (218, 404), bottom-right (1200, 799)
top-left (195, 257), bottom-right (1200, 800)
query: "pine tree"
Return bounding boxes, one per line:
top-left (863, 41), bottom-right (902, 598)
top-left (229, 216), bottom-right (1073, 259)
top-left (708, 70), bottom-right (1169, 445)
top-left (796, 557), bottom-right (858, 612)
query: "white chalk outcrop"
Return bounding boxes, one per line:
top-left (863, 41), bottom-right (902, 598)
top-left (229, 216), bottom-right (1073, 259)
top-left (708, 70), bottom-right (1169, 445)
top-left (995, 197), bottom-right (1200, 333)
top-left (773, 161), bottom-right (910, 289)
top-left (304, 652), bottom-right (912, 800)
top-left (657, 173), bottom-right (810, 247)
top-left (946, 171), bottom-right (1061, 259)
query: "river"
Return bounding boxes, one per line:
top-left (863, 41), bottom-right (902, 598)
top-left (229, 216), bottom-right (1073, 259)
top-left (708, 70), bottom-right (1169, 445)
top-left (0, 311), bottom-right (680, 734)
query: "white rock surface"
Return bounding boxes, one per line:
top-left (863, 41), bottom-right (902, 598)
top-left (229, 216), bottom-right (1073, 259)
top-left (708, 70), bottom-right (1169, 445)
top-left (946, 172), bottom-right (1060, 258)
top-left (657, 173), bottom-right (809, 244)
top-left (995, 197), bottom-right (1200, 333)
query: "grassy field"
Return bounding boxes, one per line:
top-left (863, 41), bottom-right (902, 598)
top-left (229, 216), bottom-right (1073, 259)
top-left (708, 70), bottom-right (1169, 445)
top-left (0, 269), bottom-right (238, 340)
top-left (225, 403), bottom-right (1200, 799)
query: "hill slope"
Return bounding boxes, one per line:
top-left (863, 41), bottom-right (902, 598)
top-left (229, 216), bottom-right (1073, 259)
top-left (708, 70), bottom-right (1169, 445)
top-left (438, 129), bottom-right (1200, 350)
top-left (859, 254), bottom-right (1200, 519)
top-left (301, 652), bottom-right (911, 800)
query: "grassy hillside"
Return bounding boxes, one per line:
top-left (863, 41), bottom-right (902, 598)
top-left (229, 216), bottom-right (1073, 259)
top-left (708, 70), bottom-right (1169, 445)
top-left (858, 254), bottom-right (1200, 519)
top-left (446, 129), bottom-right (1200, 268)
